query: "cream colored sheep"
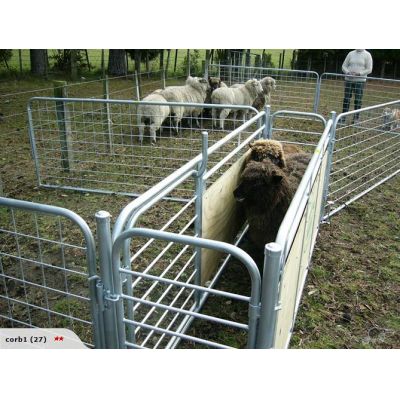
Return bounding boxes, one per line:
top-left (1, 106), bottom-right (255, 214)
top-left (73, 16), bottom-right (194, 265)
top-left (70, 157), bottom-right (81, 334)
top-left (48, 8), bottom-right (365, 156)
top-left (232, 76), bottom-right (276, 111)
top-left (160, 76), bottom-right (209, 132)
top-left (137, 90), bottom-right (170, 144)
top-left (211, 79), bottom-right (263, 130)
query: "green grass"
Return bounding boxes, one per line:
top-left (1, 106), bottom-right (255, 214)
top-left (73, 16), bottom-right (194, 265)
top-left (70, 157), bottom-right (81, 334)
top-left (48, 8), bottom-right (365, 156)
top-left (1, 49), bottom-right (294, 80)
top-left (291, 176), bottom-right (400, 349)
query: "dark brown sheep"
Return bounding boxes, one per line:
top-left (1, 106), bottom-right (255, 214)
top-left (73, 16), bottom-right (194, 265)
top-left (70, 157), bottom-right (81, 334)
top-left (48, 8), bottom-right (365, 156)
top-left (203, 77), bottom-right (227, 118)
top-left (234, 140), bottom-right (310, 251)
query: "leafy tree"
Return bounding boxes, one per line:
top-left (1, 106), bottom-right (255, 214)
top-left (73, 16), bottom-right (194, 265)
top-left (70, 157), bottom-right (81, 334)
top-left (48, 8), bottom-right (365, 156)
top-left (50, 50), bottom-right (90, 73)
top-left (0, 50), bottom-right (12, 70)
top-left (180, 50), bottom-right (201, 76)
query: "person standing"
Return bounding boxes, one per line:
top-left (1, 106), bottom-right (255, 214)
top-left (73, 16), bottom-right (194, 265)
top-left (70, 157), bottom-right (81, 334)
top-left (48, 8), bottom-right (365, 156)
top-left (341, 49), bottom-right (373, 122)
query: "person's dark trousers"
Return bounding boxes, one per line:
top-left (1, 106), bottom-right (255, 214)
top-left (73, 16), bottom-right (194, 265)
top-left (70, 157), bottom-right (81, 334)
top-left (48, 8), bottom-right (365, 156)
top-left (342, 81), bottom-right (365, 121)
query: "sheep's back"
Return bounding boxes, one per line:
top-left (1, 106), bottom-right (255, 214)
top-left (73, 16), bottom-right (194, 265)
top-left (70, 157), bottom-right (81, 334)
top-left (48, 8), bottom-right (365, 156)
top-left (211, 87), bottom-right (235, 105)
top-left (137, 93), bottom-right (170, 117)
top-left (285, 153), bottom-right (311, 189)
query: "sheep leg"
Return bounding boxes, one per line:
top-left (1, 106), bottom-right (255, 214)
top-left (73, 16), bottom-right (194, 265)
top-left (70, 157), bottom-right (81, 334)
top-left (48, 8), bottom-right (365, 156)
top-left (219, 109), bottom-right (230, 130)
top-left (193, 110), bottom-right (202, 128)
top-left (242, 110), bottom-right (247, 125)
top-left (174, 107), bottom-right (183, 134)
top-left (150, 124), bottom-right (157, 145)
top-left (212, 108), bottom-right (218, 129)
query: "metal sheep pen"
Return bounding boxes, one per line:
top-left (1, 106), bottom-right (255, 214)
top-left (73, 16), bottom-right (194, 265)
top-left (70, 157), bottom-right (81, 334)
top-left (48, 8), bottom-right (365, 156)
top-left (1, 73), bottom-right (399, 348)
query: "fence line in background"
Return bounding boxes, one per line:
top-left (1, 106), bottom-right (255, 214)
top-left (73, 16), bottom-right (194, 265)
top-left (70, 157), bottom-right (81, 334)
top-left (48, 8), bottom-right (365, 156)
top-left (208, 64), bottom-right (320, 113)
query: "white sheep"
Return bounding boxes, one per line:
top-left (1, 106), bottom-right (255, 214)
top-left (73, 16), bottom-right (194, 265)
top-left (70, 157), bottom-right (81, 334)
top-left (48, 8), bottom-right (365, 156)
top-left (211, 79), bottom-right (263, 130)
top-left (231, 76), bottom-right (276, 111)
top-left (137, 90), bottom-right (170, 144)
top-left (258, 76), bottom-right (277, 107)
top-left (160, 76), bottom-right (209, 132)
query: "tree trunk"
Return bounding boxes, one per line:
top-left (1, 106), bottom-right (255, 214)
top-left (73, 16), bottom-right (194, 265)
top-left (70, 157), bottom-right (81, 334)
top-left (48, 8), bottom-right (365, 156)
top-left (380, 60), bottom-right (387, 78)
top-left (30, 49), bottom-right (48, 76)
top-left (70, 50), bottom-right (78, 80)
top-left (159, 50), bottom-right (164, 70)
top-left (108, 49), bottom-right (127, 76)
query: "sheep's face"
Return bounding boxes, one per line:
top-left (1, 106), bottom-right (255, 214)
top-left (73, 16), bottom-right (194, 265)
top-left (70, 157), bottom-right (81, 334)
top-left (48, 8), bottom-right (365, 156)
top-left (198, 77), bottom-right (210, 91)
top-left (187, 76), bottom-right (210, 93)
top-left (234, 160), bottom-right (285, 205)
top-left (208, 77), bottom-right (222, 92)
top-left (248, 139), bottom-right (286, 168)
top-left (245, 79), bottom-right (264, 96)
top-left (261, 77), bottom-right (277, 92)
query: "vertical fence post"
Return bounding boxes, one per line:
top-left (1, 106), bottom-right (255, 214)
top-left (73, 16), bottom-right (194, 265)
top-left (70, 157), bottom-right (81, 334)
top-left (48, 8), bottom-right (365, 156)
top-left (228, 52), bottom-right (232, 86)
top-left (162, 68), bottom-right (166, 89)
top-left (102, 75), bottom-right (113, 153)
top-left (194, 132), bottom-right (208, 307)
top-left (263, 105), bottom-right (271, 139)
top-left (313, 74), bottom-right (322, 113)
top-left (134, 71), bottom-right (140, 100)
top-left (256, 242), bottom-right (283, 348)
top-left (186, 50), bottom-right (191, 77)
top-left (27, 102), bottom-right (42, 188)
top-left (101, 49), bottom-right (105, 78)
top-left (53, 81), bottom-right (73, 172)
top-left (204, 50), bottom-right (210, 79)
top-left (321, 111), bottom-right (336, 222)
top-left (95, 211), bottom-right (120, 349)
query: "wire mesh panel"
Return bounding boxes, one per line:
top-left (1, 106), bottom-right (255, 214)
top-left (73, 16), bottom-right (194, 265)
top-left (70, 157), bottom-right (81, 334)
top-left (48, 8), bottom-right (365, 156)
top-left (317, 73), bottom-right (400, 117)
top-left (270, 110), bottom-right (327, 151)
top-left (325, 100), bottom-right (400, 219)
top-left (208, 64), bottom-right (319, 113)
top-left (28, 97), bottom-right (261, 199)
top-left (109, 113), bottom-right (266, 349)
top-left (112, 229), bottom-right (261, 349)
top-left (0, 197), bottom-right (101, 348)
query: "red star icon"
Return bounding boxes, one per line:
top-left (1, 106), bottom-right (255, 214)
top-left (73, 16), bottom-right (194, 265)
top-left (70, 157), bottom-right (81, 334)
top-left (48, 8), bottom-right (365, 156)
top-left (54, 336), bottom-right (59, 341)
top-left (59, 336), bottom-right (64, 341)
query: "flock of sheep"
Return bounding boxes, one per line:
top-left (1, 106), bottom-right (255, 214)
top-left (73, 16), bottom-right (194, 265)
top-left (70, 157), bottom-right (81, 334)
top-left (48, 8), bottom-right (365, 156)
top-left (137, 75), bottom-right (276, 144)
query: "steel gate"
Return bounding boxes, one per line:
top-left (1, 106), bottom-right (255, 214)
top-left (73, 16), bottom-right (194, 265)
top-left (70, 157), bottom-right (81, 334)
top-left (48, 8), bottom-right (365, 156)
top-left (323, 100), bottom-right (400, 219)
